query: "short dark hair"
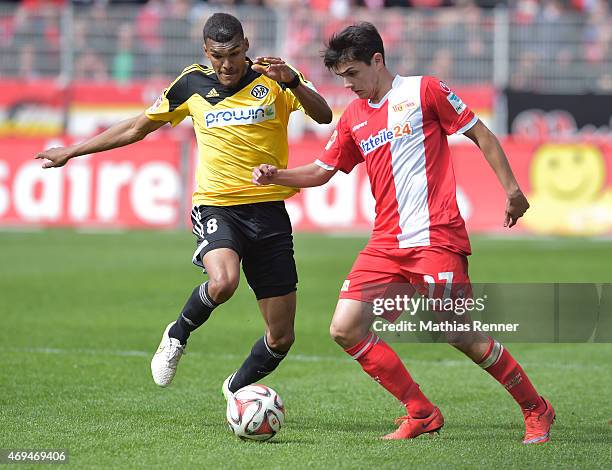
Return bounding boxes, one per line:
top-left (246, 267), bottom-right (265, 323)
top-left (324, 22), bottom-right (385, 69)
top-left (203, 13), bottom-right (244, 43)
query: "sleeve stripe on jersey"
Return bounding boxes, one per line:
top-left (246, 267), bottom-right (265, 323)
top-left (163, 63), bottom-right (209, 100)
top-left (315, 159), bottom-right (336, 171)
top-left (456, 115), bottom-right (478, 135)
top-left (161, 65), bottom-right (203, 111)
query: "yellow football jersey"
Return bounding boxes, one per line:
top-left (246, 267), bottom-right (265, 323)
top-left (145, 61), bottom-right (311, 206)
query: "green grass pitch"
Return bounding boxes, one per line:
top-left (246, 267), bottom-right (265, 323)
top-left (1, 230), bottom-right (611, 468)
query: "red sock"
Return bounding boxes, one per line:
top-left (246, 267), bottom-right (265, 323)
top-left (345, 332), bottom-right (434, 418)
top-left (477, 337), bottom-right (545, 413)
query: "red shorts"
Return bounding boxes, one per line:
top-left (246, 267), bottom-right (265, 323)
top-left (339, 245), bottom-right (472, 321)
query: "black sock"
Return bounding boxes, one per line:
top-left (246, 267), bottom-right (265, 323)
top-left (228, 336), bottom-right (287, 393)
top-left (169, 282), bottom-right (219, 345)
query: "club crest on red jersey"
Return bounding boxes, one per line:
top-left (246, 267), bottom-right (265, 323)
top-left (392, 100), bottom-right (417, 113)
top-left (439, 81), bottom-right (451, 93)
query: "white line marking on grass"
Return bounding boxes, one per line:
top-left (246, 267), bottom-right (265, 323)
top-left (8, 347), bottom-right (605, 370)
top-left (12, 347), bottom-right (149, 357)
top-left (9, 347), bottom-right (341, 361)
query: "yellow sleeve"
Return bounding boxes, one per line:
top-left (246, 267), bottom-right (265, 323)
top-left (145, 72), bottom-right (192, 127)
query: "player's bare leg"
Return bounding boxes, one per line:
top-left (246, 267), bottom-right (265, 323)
top-left (202, 248), bottom-right (241, 303)
top-left (224, 292), bottom-right (296, 397)
top-left (330, 299), bottom-right (443, 439)
top-left (329, 299), bottom-right (373, 349)
top-left (441, 311), bottom-right (555, 444)
top-left (151, 248), bottom-right (240, 387)
top-left (258, 292), bottom-right (296, 352)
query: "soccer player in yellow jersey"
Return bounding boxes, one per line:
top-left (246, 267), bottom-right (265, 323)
top-left (36, 13), bottom-right (332, 394)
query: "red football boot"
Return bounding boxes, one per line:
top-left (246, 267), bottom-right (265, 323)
top-left (522, 397), bottom-right (555, 444)
top-left (382, 407), bottom-right (444, 440)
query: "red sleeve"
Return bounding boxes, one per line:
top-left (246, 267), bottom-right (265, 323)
top-left (317, 112), bottom-right (364, 174)
top-left (425, 76), bottom-right (476, 136)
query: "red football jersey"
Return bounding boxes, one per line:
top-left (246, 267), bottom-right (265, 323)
top-left (317, 75), bottom-right (477, 255)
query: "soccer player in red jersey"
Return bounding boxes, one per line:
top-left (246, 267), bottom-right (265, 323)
top-left (253, 22), bottom-right (554, 443)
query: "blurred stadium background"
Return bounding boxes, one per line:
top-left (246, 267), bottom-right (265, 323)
top-left (0, 0), bottom-right (611, 235)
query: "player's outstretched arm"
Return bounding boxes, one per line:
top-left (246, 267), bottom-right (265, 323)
top-left (252, 57), bottom-right (332, 124)
top-left (253, 163), bottom-right (336, 188)
top-left (35, 113), bottom-right (167, 168)
top-left (464, 119), bottom-right (529, 228)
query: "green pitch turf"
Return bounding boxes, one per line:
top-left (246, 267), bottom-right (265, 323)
top-left (1, 230), bottom-right (610, 469)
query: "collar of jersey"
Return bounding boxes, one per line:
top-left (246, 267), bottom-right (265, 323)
top-left (367, 75), bottom-right (400, 109)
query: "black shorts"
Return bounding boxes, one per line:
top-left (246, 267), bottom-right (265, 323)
top-left (190, 201), bottom-right (297, 300)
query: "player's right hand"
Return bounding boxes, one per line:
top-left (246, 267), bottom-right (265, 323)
top-left (35, 147), bottom-right (73, 168)
top-left (252, 164), bottom-right (278, 185)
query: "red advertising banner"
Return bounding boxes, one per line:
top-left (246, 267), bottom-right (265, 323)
top-left (2, 136), bottom-right (610, 235)
top-left (0, 137), bottom-right (183, 228)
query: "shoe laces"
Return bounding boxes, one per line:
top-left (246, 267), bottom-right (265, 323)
top-left (165, 338), bottom-right (185, 366)
top-left (523, 401), bottom-right (547, 422)
top-left (394, 415), bottom-right (411, 426)
top-left (394, 411), bottom-right (439, 426)
top-left (524, 410), bottom-right (541, 421)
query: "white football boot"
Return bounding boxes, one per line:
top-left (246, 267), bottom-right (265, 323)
top-left (222, 372), bottom-right (237, 401)
top-left (151, 322), bottom-right (186, 387)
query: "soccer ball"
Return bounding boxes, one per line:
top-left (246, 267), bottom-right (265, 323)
top-left (226, 384), bottom-right (285, 441)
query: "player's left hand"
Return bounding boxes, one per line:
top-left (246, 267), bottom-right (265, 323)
top-left (505, 190), bottom-right (530, 228)
top-left (251, 57), bottom-right (298, 84)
